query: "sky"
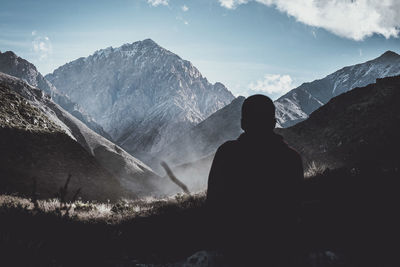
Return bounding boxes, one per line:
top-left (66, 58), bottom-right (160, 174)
top-left (1, 0), bottom-right (400, 99)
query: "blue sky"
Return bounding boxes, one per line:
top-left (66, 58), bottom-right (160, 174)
top-left (1, 0), bottom-right (399, 99)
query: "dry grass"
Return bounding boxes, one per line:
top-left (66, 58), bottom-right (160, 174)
top-left (304, 161), bottom-right (329, 178)
top-left (0, 192), bottom-right (206, 222)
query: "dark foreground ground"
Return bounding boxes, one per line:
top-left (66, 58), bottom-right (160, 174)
top-left (1, 165), bottom-right (400, 267)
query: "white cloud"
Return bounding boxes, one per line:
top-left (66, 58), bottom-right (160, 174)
top-left (219, 0), bottom-right (400, 41)
top-left (219, 0), bottom-right (249, 9)
top-left (181, 5), bottom-right (189, 12)
top-left (31, 30), bottom-right (37, 36)
top-left (147, 0), bottom-right (168, 7)
top-left (248, 74), bottom-right (293, 95)
top-left (32, 34), bottom-right (52, 60)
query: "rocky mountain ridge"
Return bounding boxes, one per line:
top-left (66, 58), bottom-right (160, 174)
top-left (275, 50), bottom-right (400, 127)
top-left (45, 39), bottom-right (235, 163)
top-left (278, 74), bottom-right (400, 169)
top-left (0, 51), bottom-right (111, 140)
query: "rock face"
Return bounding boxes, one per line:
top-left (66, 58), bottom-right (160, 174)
top-left (45, 39), bottom-right (234, 162)
top-left (275, 51), bottom-right (400, 127)
top-left (0, 72), bottom-right (162, 199)
top-left (0, 51), bottom-right (111, 140)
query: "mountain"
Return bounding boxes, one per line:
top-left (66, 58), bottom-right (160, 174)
top-left (159, 96), bottom-right (245, 167)
top-left (0, 51), bottom-right (111, 140)
top-left (161, 51), bottom-right (400, 168)
top-left (165, 75), bottom-right (400, 192)
top-left (275, 51), bottom-right (400, 127)
top-left (0, 74), bottom-right (123, 201)
top-left (45, 39), bottom-right (234, 163)
top-left (277, 75), bottom-right (400, 169)
top-left (0, 72), bottom-right (162, 199)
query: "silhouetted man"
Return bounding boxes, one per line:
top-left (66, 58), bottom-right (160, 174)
top-left (206, 94), bottom-right (304, 266)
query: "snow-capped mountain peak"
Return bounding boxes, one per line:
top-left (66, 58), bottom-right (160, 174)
top-left (45, 39), bottom-right (234, 165)
top-left (275, 50), bottom-right (400, 127)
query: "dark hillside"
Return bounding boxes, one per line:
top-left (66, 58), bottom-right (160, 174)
top-left (278, 75), bottom-right (400, 169)
top-left (0, 81), bottom-right (126, 201)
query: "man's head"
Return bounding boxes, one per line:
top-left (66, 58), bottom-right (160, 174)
top-left (241, 94), bottom-right (276, 133)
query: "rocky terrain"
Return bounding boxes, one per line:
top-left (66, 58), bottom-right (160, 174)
top-left (45, 39), bottom-right (234, 164)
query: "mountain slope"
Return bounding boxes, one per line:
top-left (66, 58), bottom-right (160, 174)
top-left (0, 51), bottom-right (111, 140)
top-left (276, 51), bottom-right (400, 127)
top-left (0, 72), bottom-right (162, 198)
top-left (45, 39), bottom-right (234, 162)
top-left (0, 77), bottom-right (124, 201)
top-left (158, 96), bottom-right (245, 167)
top-left (277, 75), bottom-right (400, 169)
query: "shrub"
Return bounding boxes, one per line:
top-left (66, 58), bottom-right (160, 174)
top-left (304, 161), bottom-right (328, 178)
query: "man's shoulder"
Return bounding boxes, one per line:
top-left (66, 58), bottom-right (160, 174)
top-left (216, 140), bottom-right (239, 154)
